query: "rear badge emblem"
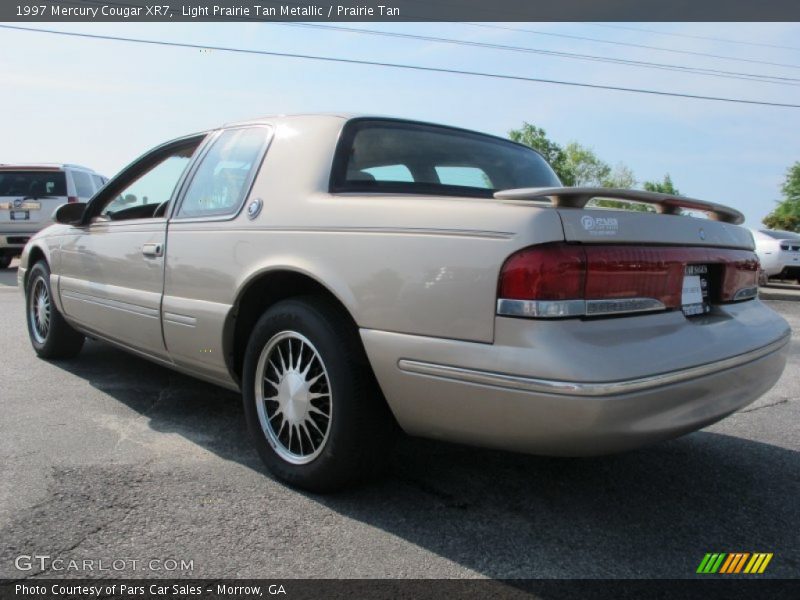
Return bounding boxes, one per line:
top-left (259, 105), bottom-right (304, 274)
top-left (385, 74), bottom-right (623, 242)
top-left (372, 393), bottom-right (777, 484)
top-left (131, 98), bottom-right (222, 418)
top-left (247, 198), bottom-right (263, 220)
top-left (13, 198), bottom-right (22, 208)
top-left (699, 228), bottom-right (706, 240)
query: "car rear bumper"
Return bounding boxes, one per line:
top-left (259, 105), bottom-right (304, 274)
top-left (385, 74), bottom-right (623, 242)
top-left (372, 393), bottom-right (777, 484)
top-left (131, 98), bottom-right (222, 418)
top-left (762, 251), bottom-right (800, 276)
top-left (361, 300), bottom-right (790, 455)
top-left (0, 231), bottom-right (37, 251)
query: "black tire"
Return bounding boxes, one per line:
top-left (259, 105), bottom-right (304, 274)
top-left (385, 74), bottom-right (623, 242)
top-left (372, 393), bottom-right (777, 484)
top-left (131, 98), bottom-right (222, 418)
top-left (242, 296), bottom-right (396, 492)
top-left (25, 260), bottom-right (85, 359)
top-left (0, 255), bottom-right (12, 269)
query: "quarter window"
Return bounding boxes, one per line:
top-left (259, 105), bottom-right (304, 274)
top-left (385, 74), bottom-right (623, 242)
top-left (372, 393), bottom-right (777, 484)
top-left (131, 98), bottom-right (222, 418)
top-left (71, 171), bottom-right (95, 198)
top-left (176, 127), bottom-right (268, 219)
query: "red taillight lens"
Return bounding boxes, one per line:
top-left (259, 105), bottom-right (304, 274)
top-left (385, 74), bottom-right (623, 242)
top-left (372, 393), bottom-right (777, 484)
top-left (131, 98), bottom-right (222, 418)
top-left (67, 196), bottom-right (79, 203)
top-left (498, 243), bottom-right (759, 318)
top-left (721, 254), bottom-right (759, 301)
top-left (584, 246), bottom-right (684, 308)
top-left (498, 243), bottom-right (585, 300)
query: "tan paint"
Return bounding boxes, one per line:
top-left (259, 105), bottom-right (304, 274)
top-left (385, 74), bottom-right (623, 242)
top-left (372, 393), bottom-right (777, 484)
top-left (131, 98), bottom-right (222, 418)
top-left (18, 114), bottom-right (791, 455)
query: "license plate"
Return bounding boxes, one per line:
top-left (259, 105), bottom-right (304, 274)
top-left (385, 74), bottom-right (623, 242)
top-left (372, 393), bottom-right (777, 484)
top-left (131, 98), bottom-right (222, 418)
top-left (682, 265), bottom-right (709, 317)
top-left (0, 201), bottom-right (40, 210)
top-left (10, 210), bottom-right (30, 221)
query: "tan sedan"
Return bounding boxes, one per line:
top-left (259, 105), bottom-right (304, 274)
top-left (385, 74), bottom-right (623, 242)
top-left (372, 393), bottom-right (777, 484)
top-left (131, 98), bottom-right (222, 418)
top-left (19, 115), bottom-right (790, 491)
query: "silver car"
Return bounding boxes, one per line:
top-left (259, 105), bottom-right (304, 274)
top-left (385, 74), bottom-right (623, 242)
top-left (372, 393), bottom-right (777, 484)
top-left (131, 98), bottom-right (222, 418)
top-left (19, 115), bottom-right (791, 491)
top-left (751, 228), bottom-right (800, 282)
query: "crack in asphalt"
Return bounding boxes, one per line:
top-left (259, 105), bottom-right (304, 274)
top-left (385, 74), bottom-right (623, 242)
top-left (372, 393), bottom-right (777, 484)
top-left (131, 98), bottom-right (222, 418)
top-left (740, 397), bottom-right (792, 413)
top-left (143, 376), bottom-right (180, 416)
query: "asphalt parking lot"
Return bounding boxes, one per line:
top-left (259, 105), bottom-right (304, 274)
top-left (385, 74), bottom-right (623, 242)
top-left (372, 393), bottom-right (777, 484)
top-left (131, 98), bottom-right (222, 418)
top-left (0, 262), bottom-right (798, 580)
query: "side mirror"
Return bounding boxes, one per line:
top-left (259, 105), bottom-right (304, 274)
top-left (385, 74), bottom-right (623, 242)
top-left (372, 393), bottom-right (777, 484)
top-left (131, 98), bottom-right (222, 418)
top-left (54, 202), bottom-right (87, 225)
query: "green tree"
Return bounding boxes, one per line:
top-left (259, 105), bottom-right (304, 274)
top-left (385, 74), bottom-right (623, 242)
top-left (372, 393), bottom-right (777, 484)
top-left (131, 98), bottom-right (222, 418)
top-left (594, 163), bottom-right (652, 211)
top-left (643, 174), bottom-right (680, 195)
top-left (563, 142), bottom-right (611, 186)
top-left (763, 162), bottom-right (800, 232)
top-left (508, 122), bottom-right (575, 185)
top-left (601, 163), bottom-right (637, 189)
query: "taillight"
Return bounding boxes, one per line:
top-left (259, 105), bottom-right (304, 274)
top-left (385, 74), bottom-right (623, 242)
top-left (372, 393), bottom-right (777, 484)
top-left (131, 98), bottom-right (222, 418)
top-left (497, 243), bottom-right (759, 319)
top-left (498, 244), bottom-right (585, 301)
top-left (67, 196), bottom-right (79, 203)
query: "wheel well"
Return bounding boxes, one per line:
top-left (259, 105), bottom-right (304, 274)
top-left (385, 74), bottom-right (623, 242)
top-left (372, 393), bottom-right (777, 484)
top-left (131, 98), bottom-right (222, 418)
top-left (26, 246), bottom-right (47, 286)
top-left (227, 270), bottom-right (359, 382)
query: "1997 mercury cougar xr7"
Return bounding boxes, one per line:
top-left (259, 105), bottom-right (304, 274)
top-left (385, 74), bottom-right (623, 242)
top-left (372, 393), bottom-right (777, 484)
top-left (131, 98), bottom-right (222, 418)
top-left (19, 115), bottom-right (791, 491)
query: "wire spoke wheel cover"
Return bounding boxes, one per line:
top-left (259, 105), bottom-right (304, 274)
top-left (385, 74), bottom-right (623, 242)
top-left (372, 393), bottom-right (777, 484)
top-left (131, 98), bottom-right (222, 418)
top-left (255, 331), bottom-right (333, 465)
top-left (29, 277), bottom-right (51, 344)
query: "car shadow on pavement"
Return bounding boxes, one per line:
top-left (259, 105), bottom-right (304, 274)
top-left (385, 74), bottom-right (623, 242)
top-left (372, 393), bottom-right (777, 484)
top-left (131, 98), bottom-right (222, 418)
top-left (0, 265), bottom-right (19, 289)
top-left (54, 339), bottom-right (800, 579)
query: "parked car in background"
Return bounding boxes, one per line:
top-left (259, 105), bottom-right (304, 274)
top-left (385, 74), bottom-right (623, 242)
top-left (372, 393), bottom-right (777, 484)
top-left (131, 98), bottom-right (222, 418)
top-left (751, 228), bottom-right (800, 283)
top-left (18, 115), bottom-right (790, 491)
top-left (0, 164), bottom-right (107, 268)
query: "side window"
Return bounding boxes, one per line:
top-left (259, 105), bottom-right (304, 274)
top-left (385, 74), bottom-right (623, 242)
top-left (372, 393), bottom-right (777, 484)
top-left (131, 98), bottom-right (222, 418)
top-left (91, 174), bottom-right (105, 190)
top-left (100, 143), bottom-right (198, 221)
top-left (176, 127), bottom-right (268, 219)
top-left (71, 171), bottom-right (95, 198)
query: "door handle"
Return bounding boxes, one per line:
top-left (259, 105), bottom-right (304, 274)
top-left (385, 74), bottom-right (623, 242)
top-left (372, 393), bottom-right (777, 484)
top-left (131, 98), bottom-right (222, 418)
top-left (142, 243), bottom-right (163, 258)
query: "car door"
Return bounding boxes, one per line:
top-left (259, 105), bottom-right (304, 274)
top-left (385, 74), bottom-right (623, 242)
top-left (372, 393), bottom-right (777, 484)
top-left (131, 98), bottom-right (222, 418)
top-left (58, 134), bottom-right (206, 358)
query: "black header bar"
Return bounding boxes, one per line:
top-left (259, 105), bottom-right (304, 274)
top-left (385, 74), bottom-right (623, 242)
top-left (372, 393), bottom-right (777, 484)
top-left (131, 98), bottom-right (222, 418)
top-left (4, 0), bottom-right (800, 22)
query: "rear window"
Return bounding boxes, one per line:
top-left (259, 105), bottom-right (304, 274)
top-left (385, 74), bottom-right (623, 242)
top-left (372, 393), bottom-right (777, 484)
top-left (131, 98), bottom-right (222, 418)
top-left (330, 119), bottom-right (561, 197)
top-left (0, 170), bottom-right (67, 197)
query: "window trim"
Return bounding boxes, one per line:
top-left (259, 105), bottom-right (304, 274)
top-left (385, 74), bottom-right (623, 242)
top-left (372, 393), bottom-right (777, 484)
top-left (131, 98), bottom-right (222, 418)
top-left (328, 117), bottom-right (557, 198)
top-left (170, 124), bottom-right (273, 223)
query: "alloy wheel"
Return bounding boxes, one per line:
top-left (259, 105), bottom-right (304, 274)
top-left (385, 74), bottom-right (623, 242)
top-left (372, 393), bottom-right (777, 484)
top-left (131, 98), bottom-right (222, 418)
top-left (254, 331), bottom-right (333, 464)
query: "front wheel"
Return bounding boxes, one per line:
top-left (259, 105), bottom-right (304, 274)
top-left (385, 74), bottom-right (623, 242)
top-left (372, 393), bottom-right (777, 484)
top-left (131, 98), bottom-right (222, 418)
top-left (242, 297), bottom-right (396, 492)
top-left (26, 261), bottom-right (85, 359)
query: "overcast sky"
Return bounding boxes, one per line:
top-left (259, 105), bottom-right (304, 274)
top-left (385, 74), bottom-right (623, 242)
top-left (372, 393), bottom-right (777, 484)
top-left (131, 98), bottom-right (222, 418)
top-left (1, 21), bottom-right (799, 226)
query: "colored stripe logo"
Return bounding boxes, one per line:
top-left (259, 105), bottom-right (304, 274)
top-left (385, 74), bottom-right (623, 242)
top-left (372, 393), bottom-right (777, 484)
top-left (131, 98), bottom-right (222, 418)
top-left (697, 552), bottom-right (773, 574)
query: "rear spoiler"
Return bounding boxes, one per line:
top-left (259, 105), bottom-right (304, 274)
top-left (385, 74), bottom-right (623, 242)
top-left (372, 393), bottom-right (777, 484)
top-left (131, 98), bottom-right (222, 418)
top-left (494, 187), bottom-right (744, 225)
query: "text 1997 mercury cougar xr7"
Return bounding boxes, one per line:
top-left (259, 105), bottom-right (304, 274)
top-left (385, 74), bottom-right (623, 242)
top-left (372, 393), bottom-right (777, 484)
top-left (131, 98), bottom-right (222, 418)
top-left (19, 115), bottom-right (791, 491)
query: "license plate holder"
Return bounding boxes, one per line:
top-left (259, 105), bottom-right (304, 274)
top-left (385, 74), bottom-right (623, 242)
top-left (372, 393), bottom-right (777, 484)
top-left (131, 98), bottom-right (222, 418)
top-left (10, 210), bottom-right (30, 221)
top-left (682, 265), bottom-right (710, 317)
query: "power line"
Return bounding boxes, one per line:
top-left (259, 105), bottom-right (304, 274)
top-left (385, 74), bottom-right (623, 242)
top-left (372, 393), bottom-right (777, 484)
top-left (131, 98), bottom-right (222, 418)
top-left (2, 24), bottom-right (799, 109)
top-left (465, 23), bottom-right (800, 72)
top-left (275, 22), bottom-right (800, 87)
top-left (61, 0), bottom-right (800, 74)
top-left (593, 23), bottom-right (800, 53)
top-left (58, 0), bottom-right (800, 71)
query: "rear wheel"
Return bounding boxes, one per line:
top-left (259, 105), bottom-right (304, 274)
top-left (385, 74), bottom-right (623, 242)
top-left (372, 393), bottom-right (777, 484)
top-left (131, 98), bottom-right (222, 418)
top-left (26, 261), bottom-right (85, 359)
top-left (242, 297), bottom-right (396, 492)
